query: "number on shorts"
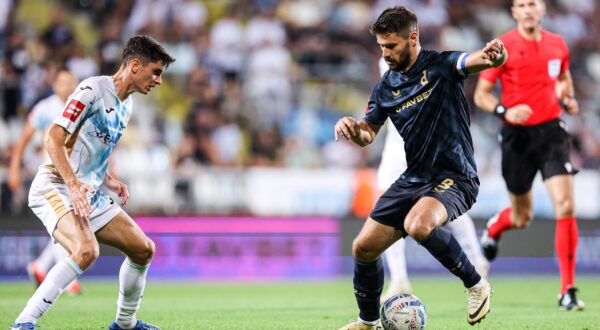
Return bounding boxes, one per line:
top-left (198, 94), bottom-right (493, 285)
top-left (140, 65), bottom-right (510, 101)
top-left (433, 178), bottom-right (454, 193)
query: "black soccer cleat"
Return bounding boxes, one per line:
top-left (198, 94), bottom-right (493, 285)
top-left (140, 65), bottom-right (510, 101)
top-left (480, 230), bottom-right (498, 262)
top-left (558, 287), bottom-right (585, 311)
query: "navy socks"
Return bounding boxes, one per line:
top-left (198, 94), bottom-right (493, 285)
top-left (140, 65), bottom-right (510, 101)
top-left (420, 227), bottom-right (481, 288)
top-left (353, 258), bottom-right (384, 322)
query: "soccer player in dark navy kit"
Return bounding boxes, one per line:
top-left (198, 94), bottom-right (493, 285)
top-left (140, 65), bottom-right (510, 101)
top-left (335, 7), bottom-right (507, 329)
top-left (474, 0), bottom-right (584, 311)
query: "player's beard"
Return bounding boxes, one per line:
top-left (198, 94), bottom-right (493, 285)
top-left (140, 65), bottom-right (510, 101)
top-left (387, 42), bottom-right (412, 72)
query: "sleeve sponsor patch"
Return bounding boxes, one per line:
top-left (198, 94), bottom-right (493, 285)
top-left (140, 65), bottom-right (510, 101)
top-left (62, 99), bottom-right (86, 122)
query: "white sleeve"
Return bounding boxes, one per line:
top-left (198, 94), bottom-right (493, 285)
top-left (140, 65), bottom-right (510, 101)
top-left (53, 82), bottom-right (98, 134)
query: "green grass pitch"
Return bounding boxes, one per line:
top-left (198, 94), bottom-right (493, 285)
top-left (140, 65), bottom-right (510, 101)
top-left (1, 277), bottom-right (598, 329)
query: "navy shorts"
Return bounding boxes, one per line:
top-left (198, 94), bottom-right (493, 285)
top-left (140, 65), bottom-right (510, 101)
top-left (501, 119), bottom-right (578, 195)
top-left (370, 176), bottom-right (479, 231)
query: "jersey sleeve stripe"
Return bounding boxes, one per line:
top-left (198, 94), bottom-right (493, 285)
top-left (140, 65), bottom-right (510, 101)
top-left (457, 52), bottom-right (470, 77)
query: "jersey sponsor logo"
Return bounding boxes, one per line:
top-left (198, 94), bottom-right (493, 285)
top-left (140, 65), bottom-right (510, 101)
top-left (62, 99), bottom-right (86, 122)
top-left (548, 59), bottom-right (561, 79)
top-left (105, 107), bottom-right (115, 114)
top-left (421, 70), bottom-right (429, 85)
top-left (396, 87), bottom-right (433, 112)
top-left (392, 89), bottom-right (401, 98)
top-left (88, 128), bottom-right (119, 146)
top-left (80, 85), bottom-right (92, 91)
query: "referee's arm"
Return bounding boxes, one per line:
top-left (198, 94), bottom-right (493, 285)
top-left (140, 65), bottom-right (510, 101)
top-left (474, 78), bottom-right (532, 125)
top-left (557, 70), bottom-right (579, 115)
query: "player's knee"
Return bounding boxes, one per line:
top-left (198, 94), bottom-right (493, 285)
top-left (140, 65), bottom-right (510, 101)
top-left (132, 238), bottom-right (155, 265)
top-left (74, 241), bottom-right (100, 269)
top-left (145, 238), bottom-right (156, 261)
top-left (554, 198), bottom-right (574, 218)
top-left (352, 239), bottom-right (378, 262)
top-left (404, 218), bottom-right (434, 242)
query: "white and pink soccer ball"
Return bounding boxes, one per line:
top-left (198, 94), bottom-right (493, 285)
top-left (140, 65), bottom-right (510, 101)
top-left (380, 293), bottom-right (427, 330)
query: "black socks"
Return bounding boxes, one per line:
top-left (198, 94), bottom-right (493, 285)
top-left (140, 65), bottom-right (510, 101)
top-left (420, 227), bottom-right (481, 288)
top-left (353, 258), bottom-right (384, 322)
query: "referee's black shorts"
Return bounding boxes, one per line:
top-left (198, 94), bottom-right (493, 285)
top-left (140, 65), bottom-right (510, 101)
top-left (500, 118), bottom-right (578, 195)
top-left (370, 176), bottom-right (479, 231)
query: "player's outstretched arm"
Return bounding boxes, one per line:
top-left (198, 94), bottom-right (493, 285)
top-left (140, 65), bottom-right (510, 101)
top-left (334, 117), bottom-right (381, 147)
top-left (46, 123), bottom-right (94, 220)
top-left (7, 122), bottom-right (36, 192)
top-left (464, 39), bottom-right (508, 74)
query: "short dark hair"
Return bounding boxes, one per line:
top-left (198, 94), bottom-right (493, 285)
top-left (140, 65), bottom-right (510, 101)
top-left (370, 6), bottom-right (418, 38)
top-left (512, 0), bottom-right (544, 6)
top-left (122, 35), bottom-right (175, 67)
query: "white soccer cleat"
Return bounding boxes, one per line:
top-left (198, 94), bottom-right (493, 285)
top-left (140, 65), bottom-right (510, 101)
top-left (338, 319), bottom-right (382, 330)
top-left (466, 278), bottom-right (492, 325)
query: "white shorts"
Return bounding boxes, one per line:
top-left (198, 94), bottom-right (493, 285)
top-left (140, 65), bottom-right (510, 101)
top-left (28, 166), bottom-right (122, 238)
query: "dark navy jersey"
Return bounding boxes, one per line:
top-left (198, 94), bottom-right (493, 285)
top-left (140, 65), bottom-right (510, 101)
top-left (364, 50), bottom-right (477, 183)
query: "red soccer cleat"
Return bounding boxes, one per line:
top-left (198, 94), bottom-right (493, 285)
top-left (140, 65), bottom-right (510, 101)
top-left (26, 261), bottom-right (47, 287)
top-left (65, 279), bottom-right (81, 295)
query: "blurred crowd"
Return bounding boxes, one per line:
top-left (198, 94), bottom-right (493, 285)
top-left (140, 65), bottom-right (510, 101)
top-left (1, 0), bottom-right (600, 209)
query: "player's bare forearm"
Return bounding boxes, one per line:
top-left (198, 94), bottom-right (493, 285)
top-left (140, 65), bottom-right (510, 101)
top-left (46, 124), bottom-right (94, 219)
top-left (334, 117), bottom-right (380, 147)
top-left (465, 39), bottom-right (507, 74)
top-left (46, 124), bottom-right (78, 186)
top-left (351, 121), bottom-right (379, 146)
